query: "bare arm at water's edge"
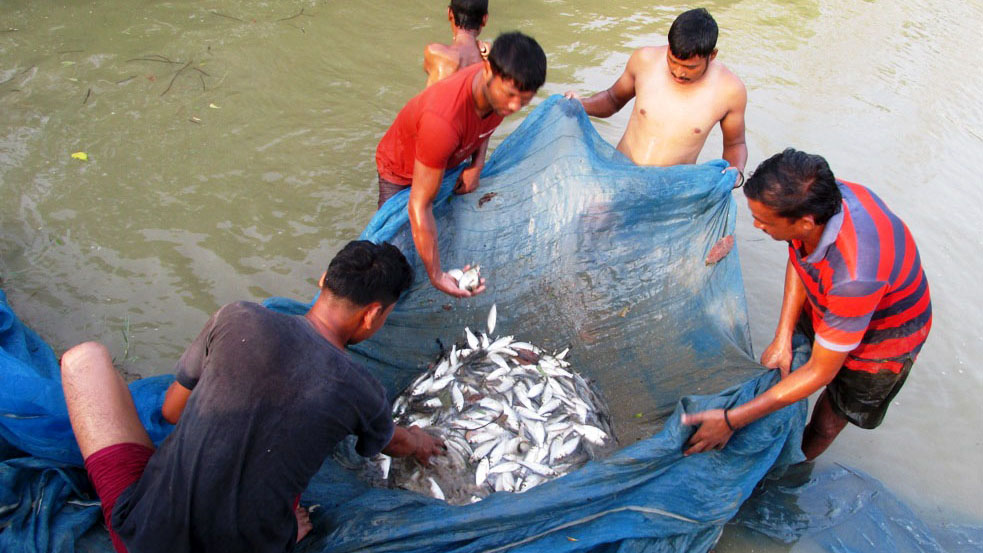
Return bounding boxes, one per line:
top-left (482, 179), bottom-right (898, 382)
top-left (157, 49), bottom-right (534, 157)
top-left (454, 135), bottom-right (490, 194)
top-left (719, 74), bottom-right (748, 173)
top-left (408, 160), bottom-right (484, 298)
top-left (682, 344), bottom-right (848, 454)
top-left (566, 47), bottom-right (649, 117)
top-left (759, 258), bottom-right (807, 377)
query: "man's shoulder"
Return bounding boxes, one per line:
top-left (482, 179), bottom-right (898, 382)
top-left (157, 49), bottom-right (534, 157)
top-left (216, 300), bottom-right (266, 319)
top-left (633, 45), bottom-right (667, 58)
top-left (628, 45), bottom-right (666, 69)
top-left (424, 43), bottom-right (460, 68)
top-left (211, 301), bottom-right (286, 332)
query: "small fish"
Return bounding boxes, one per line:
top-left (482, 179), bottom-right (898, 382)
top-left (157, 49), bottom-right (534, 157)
top-left (465, 327), bottom-right (480, 349)
top-left (575, 424), bottom-right (608, 445)
top-left (376, 454), bottom-right (392, 479)
top-left (451, 385), bottom-right (465, 411)
top-left (385, 323), bottom-right (616, 505)
top-left (477, 191), bottom-right (498, 207)
top-left (428, 477), bottom-right (445, 500)
top-left (487, 304), bottom-right (497, 335)
top-left (470, 439), bottom-right (497, 461)
top-left (458, 265), bottom-right (481, 291)
top-left (489, 461), bottom-right (521, 474)
top-left (475, 458), bottom-right (490, 486)
top-left (705, 234), bottom-right (735, 265)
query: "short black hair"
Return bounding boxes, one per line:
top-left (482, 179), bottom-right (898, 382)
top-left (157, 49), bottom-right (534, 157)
top-left (450, 0), bottom-right (487, 32)
top-left (744, 148), bottom-right (842, 225)
top-left (322, 241), bottom-right (412, 307)
top-left (668, 8), bottom-right (718, 59)
top-left (488, 31), bottom-right (547, 92)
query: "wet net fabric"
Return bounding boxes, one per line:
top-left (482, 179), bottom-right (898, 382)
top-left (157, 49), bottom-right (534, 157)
top-left (1, 97), bottom-right (978, 552)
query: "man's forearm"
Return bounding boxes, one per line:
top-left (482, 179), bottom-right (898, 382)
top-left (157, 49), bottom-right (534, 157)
top-left (729, 346), bottom-right (847, 429)
top-left (775, 258), bottom-right (806, 342)
top-left (382, 426), bottom-right (415, 457)
top-left (581, 88), bottom-right (621, 118)
top-left (408, 201), bottom-right (442, 281)
top-left (727, 364), bottom-right (831, 429)
top-left (723, 142), bottom-right (748, 174)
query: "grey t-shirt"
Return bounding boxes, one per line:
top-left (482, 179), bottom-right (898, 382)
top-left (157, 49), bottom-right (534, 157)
top-left (112, 302), bottom-right (394, 553)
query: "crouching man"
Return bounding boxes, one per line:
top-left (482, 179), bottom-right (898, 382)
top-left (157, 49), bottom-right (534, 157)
top-left (683, 149), bottom-right (931, 460)
top-left (61, 240), bottom-right (444, 553)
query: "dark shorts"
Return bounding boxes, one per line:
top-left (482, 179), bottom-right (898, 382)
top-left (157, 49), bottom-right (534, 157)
top-left (378, 174), bottom-right (409, 209)
top-left (795, 317), bottom-right (914, 429)
top-left (826, 357), bottom-right (913, 429)
top-left (84, 442), bottom-right (155, 553)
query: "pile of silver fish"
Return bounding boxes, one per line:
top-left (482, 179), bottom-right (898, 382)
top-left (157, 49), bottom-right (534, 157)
top-left (372, 305), bottom-right (617, 505)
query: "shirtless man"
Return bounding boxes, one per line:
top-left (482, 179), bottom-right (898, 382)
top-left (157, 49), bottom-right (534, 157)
top-left (424, 0), bottom-right (489, 87)
top-left (566, 8), bottom-right (747, 179)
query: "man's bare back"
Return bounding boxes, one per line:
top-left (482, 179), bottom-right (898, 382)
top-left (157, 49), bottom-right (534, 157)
top-left (424, 38), bottom-right (489, 87)
top-left (615, 45), bottom-right (746, 167)
top-left (423, 2), bottom-right (489, 88)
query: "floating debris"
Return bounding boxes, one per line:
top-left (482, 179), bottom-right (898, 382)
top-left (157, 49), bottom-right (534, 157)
top-left (478, 192), bottom-right (497, 207)
top-left (705, 234), bottom-right (734, 265)
top-left (373, 305), bottom-right (617, 505)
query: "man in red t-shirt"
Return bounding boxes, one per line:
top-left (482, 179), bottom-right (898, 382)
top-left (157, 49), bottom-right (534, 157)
top-left (682, 149), bottom-right (931, 461)
top-left (375, 31), bottom-right (547, 298)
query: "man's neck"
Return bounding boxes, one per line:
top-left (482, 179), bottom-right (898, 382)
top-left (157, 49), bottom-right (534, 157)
top-left (471, 70), bottom-right (493, 118)
top-left (304, 299), bottom-right (352, 351)
top-left (800, 224), bottom-right (826, 255)
top-left (451, 28), bottom-right (480, 46)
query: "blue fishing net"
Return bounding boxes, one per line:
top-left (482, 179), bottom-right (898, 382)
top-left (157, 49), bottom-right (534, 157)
top-left (1, 97), bottom-right (977, 552)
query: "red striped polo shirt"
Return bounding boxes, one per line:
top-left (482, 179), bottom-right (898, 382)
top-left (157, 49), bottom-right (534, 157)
top-left (790, 180), bottom-right (932, 373)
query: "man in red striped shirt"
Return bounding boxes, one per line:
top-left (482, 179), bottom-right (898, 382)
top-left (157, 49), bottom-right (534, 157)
top-left (683, 148), bottom-right (931, 460)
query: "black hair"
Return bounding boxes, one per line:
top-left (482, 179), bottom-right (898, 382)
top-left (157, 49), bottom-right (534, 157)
top-left (487, 31), bottom-right (547, 92)
top-left (744, 148), bottom-right (842, 225)
top-left (322, 241), bottom-right (413, 307)
top-left (668, 8), bottom-right (718, 59)
top-left (450, 0), bottom-right (488, 31)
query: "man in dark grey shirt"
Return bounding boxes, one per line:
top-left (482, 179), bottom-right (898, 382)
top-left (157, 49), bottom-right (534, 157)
top-left (61, 241), bottom-right (444, 553)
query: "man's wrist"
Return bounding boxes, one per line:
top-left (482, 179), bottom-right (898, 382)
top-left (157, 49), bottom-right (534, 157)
top-left (723, 409), bottom-right (736, 431)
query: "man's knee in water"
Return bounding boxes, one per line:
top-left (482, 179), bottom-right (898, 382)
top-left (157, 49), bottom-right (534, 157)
top-left (61, 341), bottom-right (111, 380)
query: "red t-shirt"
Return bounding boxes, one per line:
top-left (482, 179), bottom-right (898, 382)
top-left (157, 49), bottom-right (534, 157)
top-left (375, 63), bottom-right (504, 185)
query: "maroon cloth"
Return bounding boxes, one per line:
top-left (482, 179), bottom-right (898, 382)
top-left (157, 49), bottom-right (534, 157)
top-left (378, 174), bottom-right (409, 209)
top-left (84, 442), bottom-right (155, 553)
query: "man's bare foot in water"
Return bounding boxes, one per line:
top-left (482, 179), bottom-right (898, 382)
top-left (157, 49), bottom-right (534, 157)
top-left (295, 505), bottom-right (312, 542)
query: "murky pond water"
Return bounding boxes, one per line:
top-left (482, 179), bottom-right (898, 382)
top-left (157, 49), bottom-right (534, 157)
top-left (1, 0), bottom-right (980, 549)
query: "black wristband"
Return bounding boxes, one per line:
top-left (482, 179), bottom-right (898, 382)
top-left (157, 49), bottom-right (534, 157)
top-left (723, 409), bottom-right (736, 432)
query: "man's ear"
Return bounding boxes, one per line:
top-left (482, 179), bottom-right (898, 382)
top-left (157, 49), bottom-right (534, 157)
top-left (361, 302), bottom-right (385, 331)
top-left (317, 271), bottom-right (328, 289)
top-left (447, 7), bottom-right (454, 24)
top-left (480, 13), bottom-right (488, 28)
top-left (798, 214), bottom-right (817, 233)
top-left (481, 57), bottom-right (493, 80)
top-left (709, 49), bottom-right (718, 62)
